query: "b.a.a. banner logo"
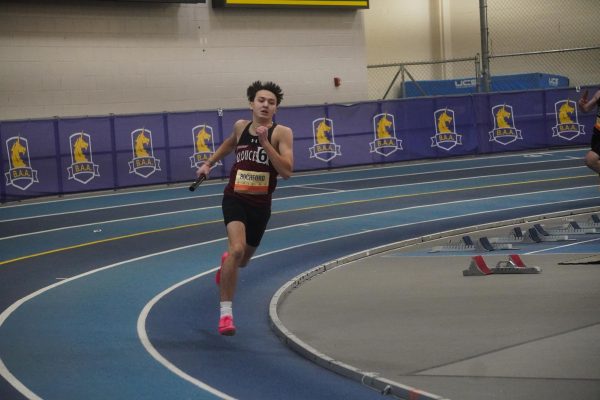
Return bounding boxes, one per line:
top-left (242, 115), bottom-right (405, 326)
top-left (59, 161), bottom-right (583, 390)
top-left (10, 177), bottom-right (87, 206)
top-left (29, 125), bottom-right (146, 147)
top-left (4, 136), bottom-right (38, 190)
top-left (128, 128), bottom-right (161, 178)
top-left (370, 113), bottom-right (402, 156)
top-left (431, 108), bottom-right (462, 151)
top-left (67, 132), bottom-right (100, 184)
top-left (189, 124), bottom-right (220, 168)
top-left (489, 105), bottom-right (523, 145)
top-left (309, 118), bottom-right (341, 162)
top-left (552, 100), bottom-right (585, 141)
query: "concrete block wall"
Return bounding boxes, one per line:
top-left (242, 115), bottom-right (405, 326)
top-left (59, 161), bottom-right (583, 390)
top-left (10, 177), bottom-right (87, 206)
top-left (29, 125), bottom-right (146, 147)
top-left (0, 1), bottom-right (368, 120)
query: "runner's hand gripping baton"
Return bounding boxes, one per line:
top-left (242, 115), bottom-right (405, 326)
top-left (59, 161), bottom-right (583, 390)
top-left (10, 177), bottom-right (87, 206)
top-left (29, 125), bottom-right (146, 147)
top-left (189, 173), bottom-right (206, 191)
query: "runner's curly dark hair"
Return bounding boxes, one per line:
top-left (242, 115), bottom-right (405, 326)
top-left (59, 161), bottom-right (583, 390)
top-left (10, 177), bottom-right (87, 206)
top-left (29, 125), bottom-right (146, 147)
top-left (247, 81), bottom-right (284, 105)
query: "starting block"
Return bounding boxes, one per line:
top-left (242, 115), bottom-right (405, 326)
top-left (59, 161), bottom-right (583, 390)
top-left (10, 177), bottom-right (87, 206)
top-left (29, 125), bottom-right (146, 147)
top-left (568, 216), bottom-right (600, 229)
top-left (544, 221), bottom-right (597, 235)
top-left (488, 227), bottom-right (526, 244)
top-left (463, 254), bottom-right (541, 276)
top-left (430, 235), bottom-right (518, 253)
top-left (479, 236), bottom-right (518, 251)
top-left (429, 235), bottom-right (476, 253)
top-left (527, 226), bottom-right (572, 243)
top-left (493, 254), bottom-right (542, 274)
top-left (565, 221), bottom-right (597, 234)
top-left (462, 255), bottom-right (493, 276)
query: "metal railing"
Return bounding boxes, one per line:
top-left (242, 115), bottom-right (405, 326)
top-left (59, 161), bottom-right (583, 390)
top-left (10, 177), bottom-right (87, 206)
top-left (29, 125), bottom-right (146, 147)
top-left (367, 46), bottom-right (600, 100)
top-left (367, 56), bottom-right (480, 100)
top-left (489, 46), bottom-right (600, 88)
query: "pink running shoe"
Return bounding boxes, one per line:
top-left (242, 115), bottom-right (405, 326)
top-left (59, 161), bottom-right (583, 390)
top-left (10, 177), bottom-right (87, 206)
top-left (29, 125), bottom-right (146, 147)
top-left (216, 251), bottom-right (228, 285)
top-left (218, 315), bottom-right (236, 336)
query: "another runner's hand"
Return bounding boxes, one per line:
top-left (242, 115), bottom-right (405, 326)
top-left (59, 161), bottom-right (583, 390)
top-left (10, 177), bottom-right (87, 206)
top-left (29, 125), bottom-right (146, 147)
top-left (578, 89), bottom-right (589, 108)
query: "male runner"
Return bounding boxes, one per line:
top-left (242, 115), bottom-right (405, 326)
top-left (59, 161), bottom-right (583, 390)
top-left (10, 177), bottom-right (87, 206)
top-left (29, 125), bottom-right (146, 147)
top-left (196, 81), bottom-right (294, 335)
top-left (577, 88), bottom-right (600, 175)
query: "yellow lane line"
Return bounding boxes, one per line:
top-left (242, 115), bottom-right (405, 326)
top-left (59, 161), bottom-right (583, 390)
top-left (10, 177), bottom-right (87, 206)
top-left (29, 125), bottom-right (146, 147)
top-left (0, 221), bottom-right (217, 267)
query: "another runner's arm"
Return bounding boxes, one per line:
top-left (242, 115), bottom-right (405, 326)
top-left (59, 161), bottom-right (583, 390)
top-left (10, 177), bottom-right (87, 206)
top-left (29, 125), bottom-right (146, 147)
top-left (578, 89), bottom-right (600, 113)
top-left (196, 120), bottom-right (245, 178)
top-left (257, 125), bottom-right (294, 179)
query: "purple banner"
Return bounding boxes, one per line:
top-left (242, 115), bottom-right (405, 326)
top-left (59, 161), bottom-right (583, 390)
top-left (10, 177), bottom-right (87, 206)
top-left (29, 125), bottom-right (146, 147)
top-left (114, 114), bottom-right (167, 187)
top-left (545, 88), bottom-right (589, 147)
top-left (167, 111), bottom-right (223, 183)
top-left (1, 86), bottom-right (597, 203)
top-left (212, 108), bottom-right (252, 180)
top-left (276, 104), bottom-right (329, 171)
top-left (327, 103), bottom-right (380, 168)
top-left (1, 119), bottom-right (58, 202)
top-left (481, 91), bottom-right (546, 153)
top-left (58, 116), bottom-right (114, 193)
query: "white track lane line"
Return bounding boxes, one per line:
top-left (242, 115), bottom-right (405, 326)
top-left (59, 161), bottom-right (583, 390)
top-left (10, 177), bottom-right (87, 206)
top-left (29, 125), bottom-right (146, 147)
top-left (0, 166), bottom-right (591, 239)
top-left (0, 147), bottom-right (584, 218)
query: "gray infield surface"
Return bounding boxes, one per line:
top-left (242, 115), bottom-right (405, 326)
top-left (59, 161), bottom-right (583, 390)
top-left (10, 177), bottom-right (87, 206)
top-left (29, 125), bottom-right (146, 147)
top-left (277, 221), bottom-right (600, 400)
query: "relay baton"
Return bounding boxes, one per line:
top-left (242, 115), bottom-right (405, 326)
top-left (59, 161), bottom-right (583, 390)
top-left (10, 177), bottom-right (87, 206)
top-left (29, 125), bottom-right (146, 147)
top-left (189, 173), bottom-right (206, 191)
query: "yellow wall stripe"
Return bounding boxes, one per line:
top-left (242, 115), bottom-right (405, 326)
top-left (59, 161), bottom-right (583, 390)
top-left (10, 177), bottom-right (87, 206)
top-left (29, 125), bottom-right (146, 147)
top-left (225, 0), bottom-right (368, 6)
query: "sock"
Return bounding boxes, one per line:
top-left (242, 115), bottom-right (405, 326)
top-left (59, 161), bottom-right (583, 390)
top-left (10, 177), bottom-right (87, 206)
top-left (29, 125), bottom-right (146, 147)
top-left (220, 301), bottom-right (233, 318)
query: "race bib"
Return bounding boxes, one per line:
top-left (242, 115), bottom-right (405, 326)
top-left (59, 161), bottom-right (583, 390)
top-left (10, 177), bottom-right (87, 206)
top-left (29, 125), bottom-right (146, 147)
top-left (234, 170), bottom-right (270, 194)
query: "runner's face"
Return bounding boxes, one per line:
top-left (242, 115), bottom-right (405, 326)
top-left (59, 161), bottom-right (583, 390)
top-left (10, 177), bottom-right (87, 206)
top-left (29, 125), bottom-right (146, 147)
top-left (251, 90), bottom-right (277, 120)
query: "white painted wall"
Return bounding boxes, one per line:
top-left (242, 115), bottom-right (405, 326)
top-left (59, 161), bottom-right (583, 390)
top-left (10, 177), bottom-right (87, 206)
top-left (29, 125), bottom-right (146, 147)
top-left (0, 1), bottom-right (368, 120)
top-left (365, 0), bottom-right (598, 63)
top-left (484, 0), bottom-right (599, 53)
top-left (364, 0), bottom-right (443, 64)
top-left (1, 0), bottom-right (597, 120)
